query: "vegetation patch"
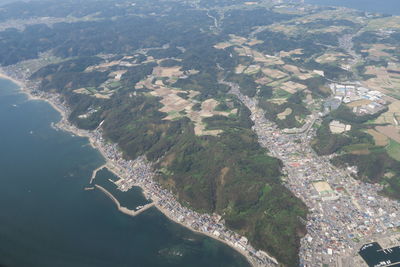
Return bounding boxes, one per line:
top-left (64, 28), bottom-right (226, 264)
top-left (387, 139), bottom-right (400, 161)
top-left (366, 129), bottom-right (389, 146)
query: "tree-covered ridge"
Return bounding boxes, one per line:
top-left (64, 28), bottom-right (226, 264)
top-left (309, 13), bottom-right (400, 199)
top-left (4, 0), bottom-right (400, 265)
top-left (28, 27), bottom-right (308, 265)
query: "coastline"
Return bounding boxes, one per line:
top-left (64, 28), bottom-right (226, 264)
top-left (0, 72), bottom-right (24, 88)
top-left (0, 72), bottom-right (274, 267)
top-left (153, 202), bottom-right (259, 265)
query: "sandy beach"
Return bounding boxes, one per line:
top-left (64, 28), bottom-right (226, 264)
top-left (0, 71), bottom-right (269, 267)
top-left (0, 72), bottom-right (25, 88)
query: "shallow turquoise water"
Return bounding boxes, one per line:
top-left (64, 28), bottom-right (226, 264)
top-left (0, 79), bottom-right (249, 267)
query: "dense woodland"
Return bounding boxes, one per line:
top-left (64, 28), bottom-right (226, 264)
top-left (30, 52), bottom-right (307, 265)
top-left (312, 105), bottom-right (400, 198)
top-left (4, 0), bottom-right (400, 265)
top-left (2, 1), bottom-right (317, 265)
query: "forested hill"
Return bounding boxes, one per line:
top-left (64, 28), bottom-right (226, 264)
top-left (6, 0), bottom-right (394, 265)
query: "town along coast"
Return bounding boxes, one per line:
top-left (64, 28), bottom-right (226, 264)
top-left (0, 67), bottom-right (275, 266)
top-left (0, 76), bottom-right (252, 267)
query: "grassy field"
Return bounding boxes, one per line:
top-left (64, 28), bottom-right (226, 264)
top-left (342, 143), bottom-right (373, 155)
top-left (387, 139), bottom-right (400, 161)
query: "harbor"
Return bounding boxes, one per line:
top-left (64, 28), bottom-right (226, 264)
top-left (94, 184), bottom-right (155, 217)
top-left (0, 77), bottom-right (250, 267)
top-left (359, 242), bottom-right (400, 267)
top-left (0, 65), bottom-right (277, 267)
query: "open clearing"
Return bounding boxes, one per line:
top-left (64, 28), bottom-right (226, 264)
top-left (329, 120), bottom-right (351, 134)
top-left (374, 101), bottom-right (400, 126)
top-left (214, 42), bottom-right (232, 49)
top-left (364, 16), bottom-right (400, 31)
top-left (188, 99), bottom-right (237, 136)
top-left (316, 52), bottom-right (347, 64)
top-left (282, 64), bottom-right (314, 80)
top-left (109, 70), bottom-right (127, 81)
top-left (244, 64), bottom-right (261, 75)
top-left (138, 70), bottom-right (237, 136)
top-left (247, 39), bottom-right (264, 46)
top-left (262, 68), bottom-right (287, 79)
top-left (277, 108), bottom-right (292, 120)
top-left (387, 140), bottom-right (400, 161)
top-left (280, 81), bottom-right (307, 94)
top-left (376, 125), bottom-right (400, 143)
top-left (235, 64), bottom-right (247, 74)
top-left (214, 35), bottom-right (264, 50)
top-left (73, 87), bottom-right (113, 99)
top-left (153, 66), bottom-right (184, 78)
top-left (361, 44), bottom-right (395, 60)
top-left (364, 66), bottom-right (400, 94)
top-left (269, 98), bottom-right (288, 105)
top-left (85, 57), bottom-right (138, 72)
top-left (73, 88), bottom-right (91, 95)
top-left (279, 49), bottom-right (303, 58)
top-left (313, 181), bottom-right (333, 194)
top-left (366, 129), bottom-right (389, 146)
top-left (346, 99), bottom-right (372, 108)
top-left (255, 77), bottom-right (273, 85)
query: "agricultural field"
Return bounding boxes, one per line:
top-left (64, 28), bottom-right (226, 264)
top-left (387, 140), bottom-right (400, 161)
top-left (361, 44), bottom-right (396, 60)
top-left (366, 129), bottom-right (389, 146)
top-left (277, 108), bottom-right (292, 120)
top-left (5, 0), bottom-right (400, 265)
top-left (363, 66), bottom-right (400, 94)
top-left (363, 16), bottom-right (400, 32)
top-left (316, 52), bottom-right (349, 64)
top-left (137, 68), bottom-right (237, 136)
top-left (376, 125), bottom-right (400, 143)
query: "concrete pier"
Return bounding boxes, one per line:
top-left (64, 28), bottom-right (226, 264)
top-left (90, 164), bottom-right (107, 184)
top-left (94, 184), bottom-right (154, 217)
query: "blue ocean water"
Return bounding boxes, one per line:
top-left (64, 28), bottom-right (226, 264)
top-left (0, 78), bottom-right (249, 267)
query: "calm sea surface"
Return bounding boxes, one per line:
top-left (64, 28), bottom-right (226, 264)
top-left (0, 79), bottom-right (249, 267)
top-left (306, 0), bottom-right (400, 15)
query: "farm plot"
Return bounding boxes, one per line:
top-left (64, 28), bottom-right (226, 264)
top-left (376, 125), bottom-right (400, 143)
top-left (366, 129), bottom-right (389, 146)
top-left (262, 68), bottom-right (287, 79)
top-left (364, 66), bottom-right (400, 93)
top-left (143, 72), bottom-right (237, 136)
top-left (279, 81), bottom-right (307, 94)
top-left (361, 44), bottom-right (395, 60)
top-left (374, 101), bottom-right (400, 126)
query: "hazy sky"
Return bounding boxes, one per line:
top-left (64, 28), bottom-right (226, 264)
top-left (306, 0), bottom-right (400, 15)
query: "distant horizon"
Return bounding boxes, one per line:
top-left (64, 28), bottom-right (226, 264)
top-left (306, 0), bottom-right (400, 15)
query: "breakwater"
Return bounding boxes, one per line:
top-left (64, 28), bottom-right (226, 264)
top-left (94, 184), bottom-right (155, 217)
top-left (90, 164), bottom-right (107, 184)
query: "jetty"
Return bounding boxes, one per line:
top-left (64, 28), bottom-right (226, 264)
top-left (90, 164), bottom-right (107, 184)
top-left (94, 184), bottom-right (154, 217)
